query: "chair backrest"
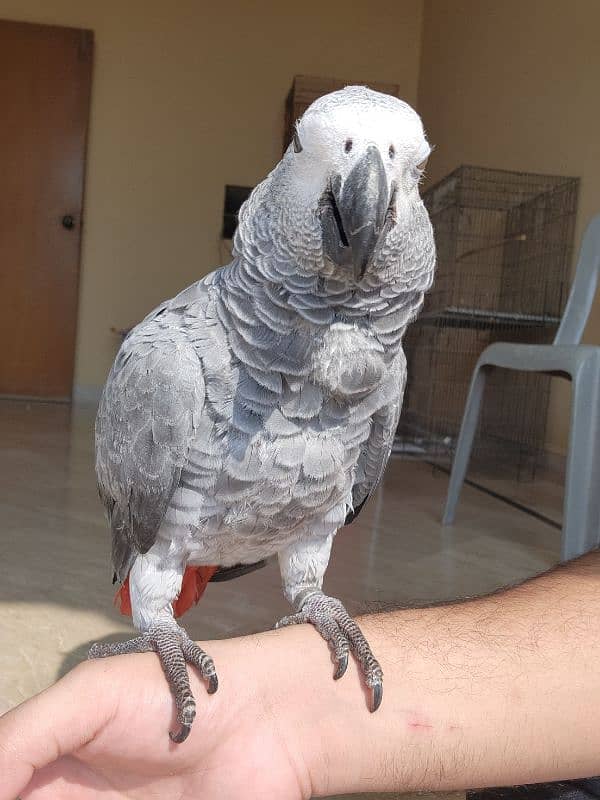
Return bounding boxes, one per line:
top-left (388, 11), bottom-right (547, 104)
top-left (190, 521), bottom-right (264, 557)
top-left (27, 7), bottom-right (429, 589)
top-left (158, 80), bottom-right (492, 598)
top-left (554, 214), bottom-right (600, 345)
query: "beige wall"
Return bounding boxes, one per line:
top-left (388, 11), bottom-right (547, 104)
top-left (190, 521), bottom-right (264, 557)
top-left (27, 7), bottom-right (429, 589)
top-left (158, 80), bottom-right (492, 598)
top-left (0, 0), bottom-right (424, 396)
top-left (5, 0), bottom-right (592, 454)
top-left (418, 0), bottom-right (600, 455)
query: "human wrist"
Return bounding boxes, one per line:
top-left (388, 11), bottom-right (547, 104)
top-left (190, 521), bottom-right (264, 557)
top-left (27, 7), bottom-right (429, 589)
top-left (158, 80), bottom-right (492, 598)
top-left (248, 617), bottom-right (408, 797)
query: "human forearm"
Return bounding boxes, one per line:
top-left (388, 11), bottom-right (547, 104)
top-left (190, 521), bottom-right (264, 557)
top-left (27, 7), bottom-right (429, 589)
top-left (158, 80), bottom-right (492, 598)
top-left (2, 555), bottom-right (600, 799)
top-left (268, 553), bottom-right (600, 796)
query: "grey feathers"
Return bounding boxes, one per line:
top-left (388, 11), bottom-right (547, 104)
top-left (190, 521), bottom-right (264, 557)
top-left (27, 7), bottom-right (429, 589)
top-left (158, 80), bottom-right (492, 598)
top-left (96, 252), bottom-right (425, 580)
top-left (95, 310), bottom-right (205, 581)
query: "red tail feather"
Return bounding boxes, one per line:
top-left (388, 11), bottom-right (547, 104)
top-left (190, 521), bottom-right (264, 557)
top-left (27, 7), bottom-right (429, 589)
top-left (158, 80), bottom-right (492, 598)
top-left (115, 565), bottom-right (218, 619)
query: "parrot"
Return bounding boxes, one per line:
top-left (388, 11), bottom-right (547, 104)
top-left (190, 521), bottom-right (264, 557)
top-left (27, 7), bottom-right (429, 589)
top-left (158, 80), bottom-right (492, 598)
top-left (90, 85), bottom-right (436, 743)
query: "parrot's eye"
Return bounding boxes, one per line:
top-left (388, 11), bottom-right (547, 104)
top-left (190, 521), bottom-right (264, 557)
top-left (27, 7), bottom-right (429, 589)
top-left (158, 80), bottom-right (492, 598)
top-left (389, 144), bottom-right (396, 159)
top-left (344, 138), bottom-right (353, 153)
top-left (293, 129), bottom-right (303, 154)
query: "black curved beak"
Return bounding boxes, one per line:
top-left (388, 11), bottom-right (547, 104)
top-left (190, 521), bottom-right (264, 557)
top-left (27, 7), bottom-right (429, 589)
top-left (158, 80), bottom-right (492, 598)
top-left (321, 145), bottom-right (391, 281)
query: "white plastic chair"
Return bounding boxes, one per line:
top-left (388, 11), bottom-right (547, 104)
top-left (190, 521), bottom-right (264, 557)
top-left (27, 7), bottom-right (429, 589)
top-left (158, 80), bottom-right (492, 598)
top-left (442, 215), bottom-right (600, 561)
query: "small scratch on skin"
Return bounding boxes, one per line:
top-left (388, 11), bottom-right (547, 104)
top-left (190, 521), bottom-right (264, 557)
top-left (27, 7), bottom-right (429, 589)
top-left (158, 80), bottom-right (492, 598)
top-left (408, 720), bottom-right (433, 731)
top-left (405, 710), bottom-right (434, 732)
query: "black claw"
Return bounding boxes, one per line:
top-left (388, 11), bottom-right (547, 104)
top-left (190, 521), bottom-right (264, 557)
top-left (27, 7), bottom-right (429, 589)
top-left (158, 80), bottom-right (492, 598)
top-left (333, 654), bottom-right (348, 680)
top-left (207, 673), bottom-right (219, 694)
top-left (371, 682), bottom-right (383, 712)
top-left (169, 723), bottom-right (191, 744)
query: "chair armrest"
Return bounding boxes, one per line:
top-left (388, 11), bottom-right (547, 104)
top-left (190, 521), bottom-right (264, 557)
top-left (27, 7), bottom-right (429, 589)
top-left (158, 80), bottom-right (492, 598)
top-left (477, 343), bottom-right (600, 377)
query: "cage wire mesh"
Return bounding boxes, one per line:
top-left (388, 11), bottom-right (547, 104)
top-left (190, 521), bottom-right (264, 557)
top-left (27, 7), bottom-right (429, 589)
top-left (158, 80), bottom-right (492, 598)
top-left (397, 165), bottom-right (579, 479)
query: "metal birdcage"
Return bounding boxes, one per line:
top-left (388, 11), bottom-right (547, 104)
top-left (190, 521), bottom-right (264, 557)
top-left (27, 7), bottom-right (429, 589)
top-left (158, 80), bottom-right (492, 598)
top-left (398, 165), bottom-right (580, 478)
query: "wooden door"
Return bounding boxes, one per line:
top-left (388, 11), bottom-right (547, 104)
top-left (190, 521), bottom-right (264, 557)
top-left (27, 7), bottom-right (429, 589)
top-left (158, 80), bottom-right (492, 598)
top-left (0, 19), bottom-right (93, 399)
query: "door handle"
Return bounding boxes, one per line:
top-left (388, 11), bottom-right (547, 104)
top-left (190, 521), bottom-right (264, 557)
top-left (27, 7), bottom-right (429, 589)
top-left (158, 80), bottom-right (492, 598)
top-left (61, 214), bottom-right (75, 230)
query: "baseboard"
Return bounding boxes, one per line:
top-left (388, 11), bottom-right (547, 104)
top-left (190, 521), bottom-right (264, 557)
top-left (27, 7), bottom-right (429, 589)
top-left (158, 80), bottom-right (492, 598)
top-left (73, 384), bottom-right (103, 406)
top-left (395, 430), bottom-right (566, 484)
top-left (538, 448), bottom-right (566, 482)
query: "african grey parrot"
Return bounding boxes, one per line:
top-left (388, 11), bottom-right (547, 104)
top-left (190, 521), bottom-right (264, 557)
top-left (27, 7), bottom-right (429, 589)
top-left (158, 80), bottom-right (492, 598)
top-left (90, 85), bottom-right (435, 743)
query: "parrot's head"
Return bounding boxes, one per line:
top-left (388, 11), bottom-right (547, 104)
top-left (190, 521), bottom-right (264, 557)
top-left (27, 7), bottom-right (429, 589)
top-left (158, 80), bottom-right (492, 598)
top-left (235, 85), bottom-right (434, 288)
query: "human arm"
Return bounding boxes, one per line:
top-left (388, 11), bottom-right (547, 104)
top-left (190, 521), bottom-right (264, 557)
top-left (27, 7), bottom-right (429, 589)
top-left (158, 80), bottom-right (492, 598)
top-left (2, 552), bottom-right (600, 799)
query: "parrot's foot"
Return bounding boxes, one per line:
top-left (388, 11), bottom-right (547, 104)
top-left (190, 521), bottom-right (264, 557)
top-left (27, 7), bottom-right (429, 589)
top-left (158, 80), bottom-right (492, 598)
top-left (88, 624), bottom-right (217, 744)
top-left (275, 591), bottom-right (383, 712)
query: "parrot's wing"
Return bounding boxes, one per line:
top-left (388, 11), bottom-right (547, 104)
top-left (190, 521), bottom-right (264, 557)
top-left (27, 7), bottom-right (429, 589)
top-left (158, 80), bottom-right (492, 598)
top-left (95, 309), bottom-right (205, 582)
top-left (344, 355), bottom-right (407, 526)
top-left (344, 401), bottom-right (401, 525)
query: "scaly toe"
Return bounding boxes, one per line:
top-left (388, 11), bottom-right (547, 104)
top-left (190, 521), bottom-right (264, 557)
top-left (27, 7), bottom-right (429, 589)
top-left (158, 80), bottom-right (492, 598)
top-left (88, 643), bottom-right (103, 659)
top-left (170, 723), bottom-right (191, 744)
top-left (371, 682), bottom-right (383, 712)
top-left (274, 612), bottom-right (307, 628)
top-left (88, 635), bottom-right (154, 659)
top-left (334, 653), bottom-right (348, 680)
top-left (297, 592), bottom-right (384, 710)
top-left (180, 638), bottom-right (218, 694)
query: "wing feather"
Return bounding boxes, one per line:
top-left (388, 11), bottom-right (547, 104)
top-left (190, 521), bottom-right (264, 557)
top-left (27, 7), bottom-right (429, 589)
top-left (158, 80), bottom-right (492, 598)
top-left (345, 353), bottom-right (406, 525)
top-left (95, 308), bottom-right (205, 581)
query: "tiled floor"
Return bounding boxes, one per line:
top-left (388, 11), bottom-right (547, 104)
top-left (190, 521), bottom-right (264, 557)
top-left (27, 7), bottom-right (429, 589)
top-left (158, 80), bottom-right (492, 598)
top-left (0, 399), bottom-right (562, 798)
top-left (469, 467), bottom-right (563, 525)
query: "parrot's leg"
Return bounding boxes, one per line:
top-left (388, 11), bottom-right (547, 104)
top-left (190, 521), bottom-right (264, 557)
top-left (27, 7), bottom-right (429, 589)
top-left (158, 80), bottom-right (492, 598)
top-left (89, 548), bottom-right (217, 744)
top-left (275, 535), bottom-right (383, 712)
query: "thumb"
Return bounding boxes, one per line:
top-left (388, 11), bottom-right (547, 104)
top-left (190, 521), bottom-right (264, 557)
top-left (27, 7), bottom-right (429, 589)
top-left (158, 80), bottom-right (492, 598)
top-left (0, 662), bottom-right (111, 800)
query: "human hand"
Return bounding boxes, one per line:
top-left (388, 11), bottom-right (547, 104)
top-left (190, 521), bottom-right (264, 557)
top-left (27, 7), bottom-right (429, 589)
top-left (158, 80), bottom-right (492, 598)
top-left (0, 631), bottom-right (317, 800)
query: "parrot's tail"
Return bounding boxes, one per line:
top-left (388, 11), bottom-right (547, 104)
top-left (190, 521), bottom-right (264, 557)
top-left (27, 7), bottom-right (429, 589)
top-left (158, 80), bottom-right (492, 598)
top-left (115, 565), bottom-right (219, 619)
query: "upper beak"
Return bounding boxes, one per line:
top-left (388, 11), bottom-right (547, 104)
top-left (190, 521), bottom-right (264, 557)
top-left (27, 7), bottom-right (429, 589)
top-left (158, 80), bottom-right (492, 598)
top-left (322, 145), bottom-right (390, 281)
